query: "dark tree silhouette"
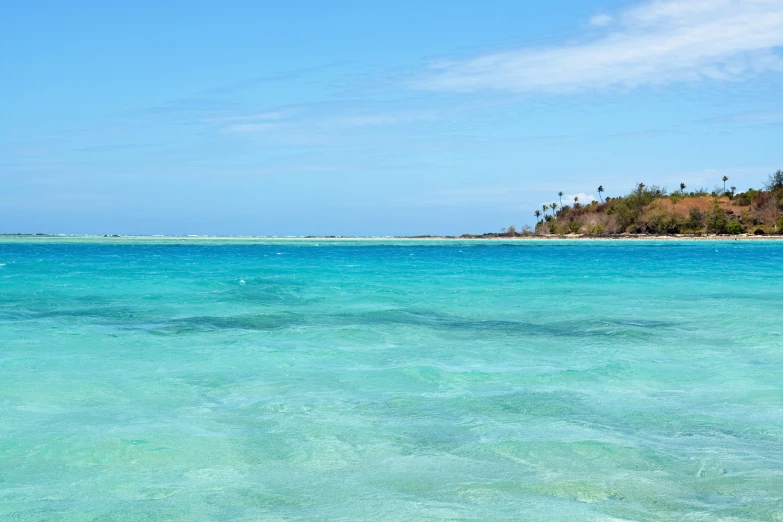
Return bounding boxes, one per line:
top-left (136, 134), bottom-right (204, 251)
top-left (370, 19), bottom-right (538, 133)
top-left (765, 170), bottom-right (783, 191)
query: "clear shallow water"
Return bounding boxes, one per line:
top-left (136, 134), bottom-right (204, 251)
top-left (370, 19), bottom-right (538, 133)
top-left (1, 239), bottom-right (782, 521)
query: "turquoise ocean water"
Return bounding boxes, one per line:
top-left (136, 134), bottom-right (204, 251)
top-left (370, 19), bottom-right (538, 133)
top-left (1, 239), bottom-right (782, 521)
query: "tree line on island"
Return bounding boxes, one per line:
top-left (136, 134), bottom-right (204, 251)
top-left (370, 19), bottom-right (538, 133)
top-left (489, 170), bottom-right (783, 237)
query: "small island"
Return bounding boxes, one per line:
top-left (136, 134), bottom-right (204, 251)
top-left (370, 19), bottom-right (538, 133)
top-left (468, 169), bottom-right (783, 238)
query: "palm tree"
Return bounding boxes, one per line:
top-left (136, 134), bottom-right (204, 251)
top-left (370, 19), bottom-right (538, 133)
top-left (730, 186), bottom-right (736, 198)
top-left (573, 196), bottom-right (579, 208)
top-left (558, 191), bottom-right (564, 208)
top-left (597, 185), bottom-right (604, 202)
top-left (680, 182), bottom-right (686, 194)
top-left (722, 176), bottom-right (729, 193)
top-left (535, 210), bottom-right (542, 223)
top-left (551, 202), bottom-right (558, 215)
top-left (542, 204), bottom-right (549, 217)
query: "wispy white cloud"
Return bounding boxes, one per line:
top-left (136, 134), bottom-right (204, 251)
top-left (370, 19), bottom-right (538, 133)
top-left (220, 122), bottom-right (282, 134)
top-left (564, 193), bottom-right (598, 205)
top-left (704, 109), bottom-right (783, 124)
top-left (589, 13), bottom-right (614, 27)
top-left (416, 0), bottom-right (783, 93)
top-left (202, 111), bottom-right (288, 124)
top-left (220, 110), bottom-right (435, 134)
top-left (333, 113), bottom-right (436, 127)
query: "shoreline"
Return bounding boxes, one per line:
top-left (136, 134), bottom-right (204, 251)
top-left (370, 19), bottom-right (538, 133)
top-left (2, 234), bottom-right (783, 243)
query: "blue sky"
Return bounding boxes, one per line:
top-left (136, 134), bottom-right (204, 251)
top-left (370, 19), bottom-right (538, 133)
top-left (2, 0), bottom-right (782, 235)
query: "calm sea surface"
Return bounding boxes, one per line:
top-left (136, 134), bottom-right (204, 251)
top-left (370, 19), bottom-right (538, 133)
top-left (1, 239), bottom-right (782, 521)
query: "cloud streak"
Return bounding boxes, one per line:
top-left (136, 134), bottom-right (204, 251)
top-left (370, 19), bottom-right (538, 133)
top-left (416, 0), bottom-right (783, 93)
top-left (219, 110), bottom-right (436, 134)
top-left (564, 193), bottom-right (598, 205)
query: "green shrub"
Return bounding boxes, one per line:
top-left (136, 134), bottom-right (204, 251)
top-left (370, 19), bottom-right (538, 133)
top-left (706, 206), bottom-right (728, 234)
top-left (687, 207), bottom-right (704, 230)
top-left (569, 222), bottom-right (580, 234)
top-left (647, 212), bottom-right (682, 234)
top-left (592, 225), bottom-right (603, 235)
top-left (607, 200), bottom-right (636, 230)
top-left (778, 216), bottom-right (783, 234)
top-left (734, 189), bottom-right (759, 206)
top-left (727, 220), bottom-right (742, 235)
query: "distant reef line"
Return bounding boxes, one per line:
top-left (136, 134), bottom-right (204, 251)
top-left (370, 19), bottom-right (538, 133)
top-left (6, 171), bottom-right (783, 242)
top-left (3, 234), bottom-right (783, 242)
top-left (5, 170), bottom-right (783, 242)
